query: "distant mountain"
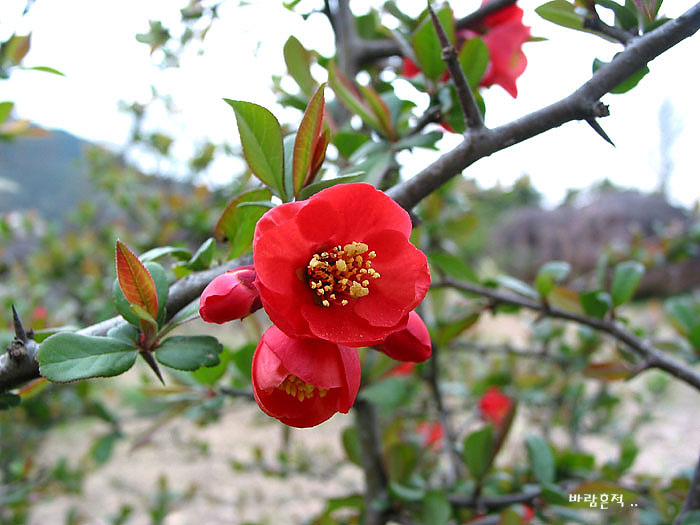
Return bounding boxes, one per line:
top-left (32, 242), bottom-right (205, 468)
top-left (0, 129), bottom-right (95, 222)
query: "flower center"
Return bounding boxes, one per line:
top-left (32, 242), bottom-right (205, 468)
top-left (306, 241), bottom-right (381, 307)
top-left (279, 375), bottom-right (328, 402)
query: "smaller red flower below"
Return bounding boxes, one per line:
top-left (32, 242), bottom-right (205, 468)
top-left (251, 325), bottom-right (361, 428)
top-left (199, 265), bottom-right (262, 324)
top-left (376, 311), bottom-right (432, 363)
top-left (479, 386), bottom-right (513, 427)
top-left (417, 421), bottom-right (444, 451)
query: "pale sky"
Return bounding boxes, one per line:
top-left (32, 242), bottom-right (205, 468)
top-left (2, 0), bottom-right (699, 207)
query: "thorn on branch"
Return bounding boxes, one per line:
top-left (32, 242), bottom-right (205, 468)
top-left (586, 118), bottom-right (615, 147)
top-left (11, 305), bottom-right (28, 344)
top-left (427, 1), bottom-right (484, 130)
top-left (140, 351), bottom-right (165, 385)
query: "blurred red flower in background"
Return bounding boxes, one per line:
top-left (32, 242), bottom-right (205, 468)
top-left (251, 325), bottom-right (361, 428)
top-left (479, 386), bottom-right (513, 426)
top-left (417, 421), bottom-right (444, 451)
top-left (253, 183), bottom-right (430, 347)
top-left (199, 265), bottom-right (261, 324)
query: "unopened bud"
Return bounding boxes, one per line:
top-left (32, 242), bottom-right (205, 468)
top-left (199, 265), bottom-right (262, 324)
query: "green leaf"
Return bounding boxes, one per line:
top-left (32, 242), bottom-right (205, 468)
top-left (579, 290), bottom-right (612, 318)
top-left (681, 511), bottom-right (700, 525)
top-left (429, 253), bottom-right (478, 283)
top-left (159, 298), bottom-right (201, 337)
top-left (388, 482), bottom-right (425, 502)
top-left (435, 313), bottom-right (480, 346)
top-left (106, 323), bottom-right (140, 346)
top-left (422, 490), bottom-right (452, 525)
top-left (187, 237), bottom-right (215, 271)
top-left (341, 426), bottom-right (362, 466)
top-left (328, 62), bottom-right (383, 134)
top-left (139, 246), bottom-right (192, 262)
top-left (147, 262), bottom-right (169, 322)
top-left (393, 131), bottom-right (442, 151)
top-left (497, 275), bottom-right (538, 300)
top-left (192, 347), bottom-right (230, 386)
top-left (525, 434), bottom-right (555, 484)
top-left (610, 260), bottom-right (644, 306)
top-left (458, 37), bottom-right (489, 89)
top-left (593, 57), bottom-right (650, 94)
top-left (0, 102), bottom-right (14, 124)
top-left (358, 84), bottom-right (395, 140)
top-left (224, 99), bottom-right (286, 199)
top-left (293, 83), bottom-right (326, 197)
top-left (535, 0), bottom-right (584, 30)
top-left (411, 5), bottom-right (454, 81)
top-left (214, 188), bottom-right (272, 257)
top-left (92, 432), bottom-right (120, 464)
top-left (230, 342), bottom-right (256, 380)
top-left (20, 65), bottom-right (66, 76)
top-left (38, 333), bottom-right (138, 382)
top-left (665, 297), bottom-right (700, 336)
top-left (582, 361), bottom-right (632, 381)
top-left (154, 335), bottom-right (223, 371)
top-left (129, 304), bottom-right (158, 335)
top-left (0, 393), bottom-right (21, 410)
top-left (597, 0), bottom-right (638, 30)
top-left (535, 261), bottom-right (571, 297)
top-left (387, 442), bottom-right (419, 482)
top-left (540, 482), bottom-right (570, 504)
top-left (463, 426), bottom-right (494, 480)
top-left (283, 36), bottom-right (316, 96)
top-left (359, 377), bottom-right (412, 407)
top-left (297, 173), bottom-right (365, 201)
top-left (332, 131), bottom-right (369, 159)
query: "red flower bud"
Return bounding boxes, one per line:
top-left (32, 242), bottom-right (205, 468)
top-left (417, 421), bottom-right (444, 451)
top-left (199, 265), bottom-right (262, 324)
top-left (252, 325), bottom-right (361, 428)
top-left (376, 311), bottom-right (432, 363)
top-left (479, 386), bottom-right (513, 426)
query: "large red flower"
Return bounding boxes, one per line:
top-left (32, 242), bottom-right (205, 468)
top-left (253, 183), bottom-right (430, 347)
top-left (251, 325), bottom-right (361, 428)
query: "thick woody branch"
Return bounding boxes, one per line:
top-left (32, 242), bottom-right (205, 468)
top-left (0, 256), bottom-right (249, 393)
top-left (436, 279), bottom-right (700, 392)
top-left (387, 3), bottom-right (700, 210)
top-left (427, 1), bottom-right (484, 129)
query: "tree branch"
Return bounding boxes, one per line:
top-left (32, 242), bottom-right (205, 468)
top-left (387, 3), bottom-right (700, 210)
top-left (675, 446), bottom-right (700, 524)
top-left (427, 1), bottom-right (484, 129)
top-left (0, 256), bottom-right (250, 393)
top-left (436, 279), bottom-right (700, 392)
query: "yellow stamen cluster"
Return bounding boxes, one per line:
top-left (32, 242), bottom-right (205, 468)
top-left (306, 241), bottom-right (380, 307)
top-left (279, 375), bottom-right (328, 402)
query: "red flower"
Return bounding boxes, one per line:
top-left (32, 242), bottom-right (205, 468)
top-left (377, 311), bottom-right (432, 363)
top-left (417, 421), bottom-right (444, 451)
top-left (251, 325), bottom-right (361, 428)
top-left (199, 265), bottom-right (262, 324)
top-left (253, 183), bottom-right (430, 347)
top-left (402, 56), bottom-right (421, 78)
top-left (383, 361), bottom-right (417, 378)
top-left (464, 0), bottom-right (531, 98)
top-left (479, 386), bottom-right (513, 426)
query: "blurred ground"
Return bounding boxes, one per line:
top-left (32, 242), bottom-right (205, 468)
top-left (26, 315), bottom-right (700, 524)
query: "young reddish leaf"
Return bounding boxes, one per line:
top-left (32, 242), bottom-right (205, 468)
top-left (358, 84), bottom-right (395, 141)
top-left (115, 240), bottom-right (159, 320)
top-left (328, 62), bottom-right (383, 134)
top-left (223, 99), bottom-right (286, 200)
top-left (292, 83), bottom-right (326, 197)
top-left (308, 127), bottom-right (331, 186)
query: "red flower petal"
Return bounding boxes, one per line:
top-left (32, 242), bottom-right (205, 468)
top-left (479, 386), bottom-right (513, 426)
top-left (402, 56), bottom-right (421, 78)
top-left (480, 20), bottom-right (530, 98)
top-left (377, 311), bottom-right (432, 363)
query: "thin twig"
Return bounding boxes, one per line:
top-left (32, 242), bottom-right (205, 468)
top-left (583, 14), bottom-right (636, 45)
top-left (425, 343), bottom-right (464, 484)
top-left (436, 279), bottom-right (700, 392)
top-left (219, 387), bottom-right (255, 400)
top-left (427, 1), bottom-right (484, 129)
